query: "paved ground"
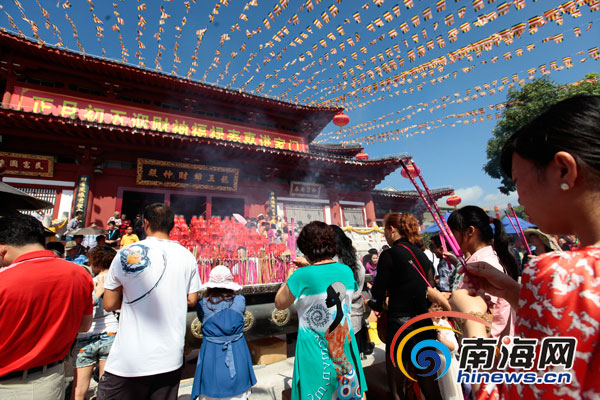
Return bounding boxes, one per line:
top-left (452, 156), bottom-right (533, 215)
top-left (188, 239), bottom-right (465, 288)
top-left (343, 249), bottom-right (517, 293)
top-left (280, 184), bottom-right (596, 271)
top-left (177, 343), bottom-right (387, 400)
top-left (80, 342), bottom-right (386, 400)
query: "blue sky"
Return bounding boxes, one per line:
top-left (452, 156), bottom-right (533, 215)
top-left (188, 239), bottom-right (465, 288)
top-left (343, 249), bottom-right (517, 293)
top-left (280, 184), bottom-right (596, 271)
top-left (1, 0), bottom-right (598, 209)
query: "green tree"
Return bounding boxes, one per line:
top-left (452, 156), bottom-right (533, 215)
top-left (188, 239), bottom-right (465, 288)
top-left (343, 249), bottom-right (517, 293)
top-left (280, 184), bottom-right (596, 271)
top-left (509, 205), bottom-right (527, 220)
top-left (484, 73), bottom-right (600, 194)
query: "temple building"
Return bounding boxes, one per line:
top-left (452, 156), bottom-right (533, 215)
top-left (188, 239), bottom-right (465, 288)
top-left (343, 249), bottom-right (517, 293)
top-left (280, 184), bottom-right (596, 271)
top-left (0, 32), bottom-right (452, 227)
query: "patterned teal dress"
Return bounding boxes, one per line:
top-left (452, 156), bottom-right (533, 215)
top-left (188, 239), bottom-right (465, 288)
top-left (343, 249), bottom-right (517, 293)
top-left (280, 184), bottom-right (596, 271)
top-left (286, 262), bottom-right (367, 400)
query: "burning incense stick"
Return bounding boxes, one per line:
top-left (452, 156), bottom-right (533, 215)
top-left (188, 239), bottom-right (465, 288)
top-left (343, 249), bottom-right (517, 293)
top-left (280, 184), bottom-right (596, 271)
top-left (410, 160), bottom-right (462, 257)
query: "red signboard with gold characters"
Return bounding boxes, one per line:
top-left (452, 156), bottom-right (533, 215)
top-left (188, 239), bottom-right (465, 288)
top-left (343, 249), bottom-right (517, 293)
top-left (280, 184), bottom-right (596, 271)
top-left (9, 86), bottom-right (308, 153)
top-left (0, 151), bottom-right (54, 177)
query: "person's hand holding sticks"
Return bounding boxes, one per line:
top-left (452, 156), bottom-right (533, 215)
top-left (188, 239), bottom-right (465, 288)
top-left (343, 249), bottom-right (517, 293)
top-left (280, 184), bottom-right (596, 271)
top-left (293, 256), bottom-right (309, 268)
top-left (442, 251), bottom-right (459, 267)
top-left (286, 266), bottom-right (296, 281)
top-left (460, 261), bottom-right (521, 311)
top-left (427, 287), bottom-right (452, 311)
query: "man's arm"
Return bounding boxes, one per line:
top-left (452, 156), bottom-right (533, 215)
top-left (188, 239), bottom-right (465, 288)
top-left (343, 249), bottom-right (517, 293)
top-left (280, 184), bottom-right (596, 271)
top-left (187, 292), bottom-right (198, 307)
top-left (103, 286), bottom-right (123, 312)
top-left (79, 313), bottom-right (93, 332)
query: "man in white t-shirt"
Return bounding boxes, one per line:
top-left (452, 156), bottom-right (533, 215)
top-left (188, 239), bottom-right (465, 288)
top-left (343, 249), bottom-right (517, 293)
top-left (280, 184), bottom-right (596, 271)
top-left (98, 203), bottom-right (201, 400)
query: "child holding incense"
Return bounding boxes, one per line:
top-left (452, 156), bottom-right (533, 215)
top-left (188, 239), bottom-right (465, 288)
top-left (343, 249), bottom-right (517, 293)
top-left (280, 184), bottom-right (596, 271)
top-left (191, 266), bottom-right (256, 400)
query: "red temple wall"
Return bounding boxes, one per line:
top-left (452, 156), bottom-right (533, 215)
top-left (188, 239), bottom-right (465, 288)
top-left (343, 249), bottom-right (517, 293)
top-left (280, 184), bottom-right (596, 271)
top-left (78, 167), bottom-right (376, 228)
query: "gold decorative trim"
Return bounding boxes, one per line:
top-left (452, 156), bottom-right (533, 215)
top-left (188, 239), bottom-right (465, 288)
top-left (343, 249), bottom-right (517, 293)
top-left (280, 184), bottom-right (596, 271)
top-left (271, 308), bottom-right (291, 327)
top-left (0, 151), bottom-right (54, 178)
top-left (190, 317), bottom-right (203, 339)
top-left (136, 158), bottom-right (239, 192)
top-left (243, 310), bottom-right (255, 332)
top-left (289, 181), bottom-right (323, 198)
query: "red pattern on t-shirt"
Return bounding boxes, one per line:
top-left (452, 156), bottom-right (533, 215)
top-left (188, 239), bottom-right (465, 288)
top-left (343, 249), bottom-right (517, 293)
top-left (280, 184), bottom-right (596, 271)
top-left (477, 245), bottom-right (600, 399)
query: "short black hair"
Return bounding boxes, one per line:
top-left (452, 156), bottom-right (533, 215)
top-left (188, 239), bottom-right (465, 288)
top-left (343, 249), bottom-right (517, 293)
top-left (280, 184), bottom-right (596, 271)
top-left (430, 234), bottom-right (442, 247)
top-left (75, 210), bottom-right (84, 216)
top-left (0, 214), bottom-right (46, 247)
top-left (107, 221), bottom-right (116, 227)
top-left (296, 221), bottom-right (336, 262)
top-left (143, 203), bottom-right (174, 233)
top-left (46, 241), bottom-right (65, 255)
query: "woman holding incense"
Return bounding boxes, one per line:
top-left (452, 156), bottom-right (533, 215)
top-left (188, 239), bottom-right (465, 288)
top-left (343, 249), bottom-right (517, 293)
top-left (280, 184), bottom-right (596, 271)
top-left (275, 221), bottom-right (367, 400)
top-left (368, 213), bottom-right (442, 400)
top-left (460, 95), bottom-right (600, 399)
top-left (445, 205), bottom-right (519, 339)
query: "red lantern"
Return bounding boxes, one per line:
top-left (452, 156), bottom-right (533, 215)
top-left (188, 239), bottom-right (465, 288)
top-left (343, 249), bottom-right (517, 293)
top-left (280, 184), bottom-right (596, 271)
top-left (356, 152), bottom-right (369, 160)
top-left (446, 195), bottom-right (462, 208)
top-left (400, 164), bottom-right (420, 178)
top-left (333, 112), bottom-right (350, 128)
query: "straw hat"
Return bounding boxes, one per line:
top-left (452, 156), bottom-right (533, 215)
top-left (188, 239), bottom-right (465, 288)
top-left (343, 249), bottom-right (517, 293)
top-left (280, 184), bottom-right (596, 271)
top-left (201, 265), bottom-right (242, 291)
top-left (524, 228), bottom-right (560, 251)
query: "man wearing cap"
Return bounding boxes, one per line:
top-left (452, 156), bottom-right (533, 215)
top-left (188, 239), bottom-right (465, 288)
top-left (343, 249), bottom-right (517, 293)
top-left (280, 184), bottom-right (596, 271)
top-left (98, 203), bottom-right (201, 400)
top-left (65, 241), bottom-right (89, 267)
top-left (0, 214), bottom-right (93, 399)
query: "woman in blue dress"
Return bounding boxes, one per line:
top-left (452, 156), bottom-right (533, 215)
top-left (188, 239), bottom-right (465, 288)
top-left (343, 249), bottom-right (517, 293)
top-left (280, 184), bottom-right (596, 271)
top-left (191, 265), bottom-right (257, 400)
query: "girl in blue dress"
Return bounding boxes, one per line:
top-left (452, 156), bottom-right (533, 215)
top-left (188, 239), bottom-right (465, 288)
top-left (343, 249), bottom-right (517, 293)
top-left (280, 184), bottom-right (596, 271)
top-left (191, 265), bottom-right (257, 400)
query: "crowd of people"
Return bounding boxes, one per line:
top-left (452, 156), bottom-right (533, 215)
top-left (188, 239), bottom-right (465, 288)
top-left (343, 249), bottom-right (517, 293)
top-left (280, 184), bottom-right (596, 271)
top-left (1, 95), bottom-right (599, 400)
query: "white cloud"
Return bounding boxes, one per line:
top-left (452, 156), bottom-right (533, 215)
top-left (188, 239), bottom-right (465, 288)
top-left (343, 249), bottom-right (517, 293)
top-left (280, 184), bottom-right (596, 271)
top-left (437, 185), bottom-right (519, 211)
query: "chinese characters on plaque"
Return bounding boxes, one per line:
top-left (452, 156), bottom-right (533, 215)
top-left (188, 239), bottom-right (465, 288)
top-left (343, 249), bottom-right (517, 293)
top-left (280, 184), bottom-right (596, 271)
top-left (0, 152), bottom-right (53, 177)
top-left (136, 158), bottom-right (239, 192)
top-left (289, 182), bottom-right (323, 198)
top-left (268, 191), bottom-right (277, 219)
top-left (73, 175), bottom-right (90, 221)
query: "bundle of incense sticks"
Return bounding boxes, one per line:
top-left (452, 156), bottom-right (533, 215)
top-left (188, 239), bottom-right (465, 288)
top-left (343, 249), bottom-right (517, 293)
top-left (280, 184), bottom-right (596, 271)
top-left (196, 255), bottom-right (293, 286)
top-left (506, 204), bottom-right (532, 255)
top-left (400, 159), bottom-right (466, 268)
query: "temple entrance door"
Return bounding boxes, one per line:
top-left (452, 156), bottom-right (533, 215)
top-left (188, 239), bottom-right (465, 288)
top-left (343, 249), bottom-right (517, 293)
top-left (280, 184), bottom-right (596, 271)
top-left (171, 194), bottom-right (207, 223)
top-left (212, 197), bottom-right (244, 219)
top-left (121, 191), bottom-right (165, 222)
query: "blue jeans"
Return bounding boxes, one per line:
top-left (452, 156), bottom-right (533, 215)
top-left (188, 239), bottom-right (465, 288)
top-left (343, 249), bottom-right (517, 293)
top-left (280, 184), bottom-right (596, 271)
top-left (74, 333), bottom-right (116, 368)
